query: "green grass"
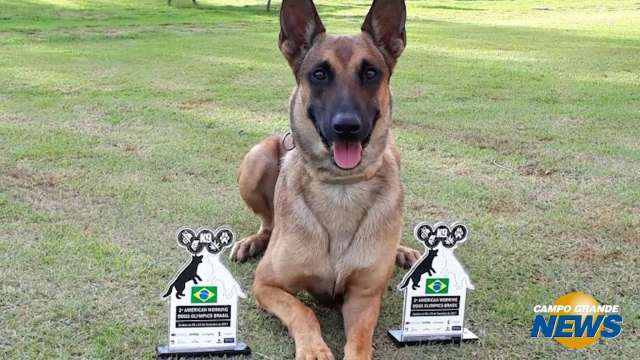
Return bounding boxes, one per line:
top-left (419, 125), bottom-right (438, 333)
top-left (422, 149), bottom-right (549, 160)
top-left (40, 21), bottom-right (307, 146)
top-left (1, 0), bottom-right (639, 358)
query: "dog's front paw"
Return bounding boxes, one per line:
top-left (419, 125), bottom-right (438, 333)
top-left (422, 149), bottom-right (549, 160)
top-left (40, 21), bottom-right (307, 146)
top-left (229, 232), bottom-right (269, 262)
top-left (296, 341), bottom-right (334, 360)
top-left (395, 245), bottom-right (420, 269)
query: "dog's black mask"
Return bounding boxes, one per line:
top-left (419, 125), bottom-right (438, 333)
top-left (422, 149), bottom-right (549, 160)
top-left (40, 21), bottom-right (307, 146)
top-left (305, 60), bottom-right (381, 169)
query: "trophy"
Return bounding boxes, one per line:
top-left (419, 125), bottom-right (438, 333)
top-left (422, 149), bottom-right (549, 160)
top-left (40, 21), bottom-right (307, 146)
top-left (157, 226), bottom-right (251, 358)
top-left (388, 222), bottom-right (478, 345)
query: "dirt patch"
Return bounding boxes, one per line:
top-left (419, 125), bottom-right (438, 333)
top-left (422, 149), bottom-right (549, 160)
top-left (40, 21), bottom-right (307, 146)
top-left (535, 134), bottom-right (555, 142)
top-left (159, 169), bottom-right (203, 183)
top-left (61, 104), bottom-right (109, 136)
top-left (406, 200), bottom-right (449, 218)
top-left (485, 197), bottom-right (521, 215)
top-left (554, 116), bottom-right (584, 129)
top-left (461, 132), bottom-right (536, 159)
top-left (4, 167), bottom-right (63, 189)
top-left (111, 142), bottom-right (137, 153)
top-left (177, 97), bottom-right (216, 110)
top-left (0, 113), bottom-right (32, 124)
top-left (579, 204), bottom-right (639, 245)
top-left (518, 162), bottom-right (556, 177)
top-left (569, 243), bottom-right (625, 264)
top-left (1, 166), bottom-right (111, 218)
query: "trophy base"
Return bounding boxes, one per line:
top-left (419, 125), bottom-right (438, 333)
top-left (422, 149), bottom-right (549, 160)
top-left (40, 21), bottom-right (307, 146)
top-left (156, 342), bottom-right (251, 358)
top-left (387, 328), bottom-right (478, 347)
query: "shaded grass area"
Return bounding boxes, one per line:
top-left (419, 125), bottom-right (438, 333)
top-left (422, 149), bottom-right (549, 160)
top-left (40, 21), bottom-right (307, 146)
top-left (1, 0), bottom-right (639, 359)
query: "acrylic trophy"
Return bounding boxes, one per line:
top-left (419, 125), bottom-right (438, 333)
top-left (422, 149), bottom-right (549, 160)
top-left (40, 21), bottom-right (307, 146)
top-left (389, 222), bottom-right (478, 346)
top-left (157, 226), bottom-right (251, 358)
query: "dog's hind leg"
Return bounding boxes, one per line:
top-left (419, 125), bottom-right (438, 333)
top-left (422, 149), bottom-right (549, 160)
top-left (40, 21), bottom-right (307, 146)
top-left (231, 135), bottom-right (282, 262)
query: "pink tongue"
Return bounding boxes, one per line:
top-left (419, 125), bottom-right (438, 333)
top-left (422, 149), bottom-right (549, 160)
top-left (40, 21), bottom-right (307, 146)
top-left (333, 142), bottom-right (362, 169)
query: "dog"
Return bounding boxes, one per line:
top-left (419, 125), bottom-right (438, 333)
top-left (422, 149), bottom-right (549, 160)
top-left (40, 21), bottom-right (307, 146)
top-left (231, 1), bottom-right (420, 358)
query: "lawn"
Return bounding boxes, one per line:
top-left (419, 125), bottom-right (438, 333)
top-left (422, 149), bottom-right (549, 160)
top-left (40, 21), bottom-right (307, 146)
top-left (1, 0), bottom-right (639, 359)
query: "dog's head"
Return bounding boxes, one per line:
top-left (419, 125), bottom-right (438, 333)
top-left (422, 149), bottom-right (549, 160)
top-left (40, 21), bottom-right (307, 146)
top-left (279, 0), bottom-right (406, 178)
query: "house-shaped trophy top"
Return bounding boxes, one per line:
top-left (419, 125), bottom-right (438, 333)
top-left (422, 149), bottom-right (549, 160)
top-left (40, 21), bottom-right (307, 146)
top-left (398, 221), bottom-right (474, 292)
top-left (164, 226), bottom-right (246, 301)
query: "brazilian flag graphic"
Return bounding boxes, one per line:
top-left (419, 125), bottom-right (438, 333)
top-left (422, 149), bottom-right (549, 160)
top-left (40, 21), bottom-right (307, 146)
top-left (191, 286), bottom-right (217, 303)
top-left (426, 278), bottom-right (449, 294)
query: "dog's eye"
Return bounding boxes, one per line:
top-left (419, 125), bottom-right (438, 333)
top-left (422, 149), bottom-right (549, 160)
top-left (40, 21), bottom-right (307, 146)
top-left (313, 68), bottom-right (328, 81)
top-left (365, 68), bottom-right (378, 80)
top-left (360, 63), bottom-right (380, 84)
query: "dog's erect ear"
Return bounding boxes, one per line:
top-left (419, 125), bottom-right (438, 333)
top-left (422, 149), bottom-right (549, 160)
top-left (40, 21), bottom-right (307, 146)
top-left (361, 0), bottom-right (406, 70)
top-left (279, 0), bottom-right (325, 73)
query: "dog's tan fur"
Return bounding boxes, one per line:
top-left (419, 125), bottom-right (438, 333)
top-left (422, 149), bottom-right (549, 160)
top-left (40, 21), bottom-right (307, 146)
top-left (232, 1), bottom-right (419, 358)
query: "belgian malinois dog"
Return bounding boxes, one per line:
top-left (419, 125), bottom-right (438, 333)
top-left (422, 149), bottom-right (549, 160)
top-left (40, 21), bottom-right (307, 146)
top-left (231, 0), bottom-right (419, 358)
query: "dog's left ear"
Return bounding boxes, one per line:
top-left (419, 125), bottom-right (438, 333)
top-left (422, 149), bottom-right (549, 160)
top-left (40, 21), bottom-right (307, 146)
top-left (279, 0), bottom-right (325, 74)
top-left (361, 0), bottom-right (406, 71)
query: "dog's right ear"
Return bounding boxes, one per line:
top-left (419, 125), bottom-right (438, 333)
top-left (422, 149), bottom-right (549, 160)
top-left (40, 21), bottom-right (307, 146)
top-left (279, 0), bottom-right (325, 73)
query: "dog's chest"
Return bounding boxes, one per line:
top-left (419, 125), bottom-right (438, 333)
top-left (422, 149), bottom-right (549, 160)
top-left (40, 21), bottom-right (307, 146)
top-left (272, 151), bottom-right (401, 298)
top-left (302, 181), bottom-right (387, 291)
top-left (306, 182), bottom-right (372, 244)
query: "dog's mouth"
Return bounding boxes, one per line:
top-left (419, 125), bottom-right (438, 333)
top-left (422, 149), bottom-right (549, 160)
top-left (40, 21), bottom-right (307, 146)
top-left (317, 132), bottom-right (368, 170)
top-left (316, 130), bottom-right (370, 170)
top-left (309, 109), bottom-right (375, 171)
top-left (332, 141), bottom-right (363, 170)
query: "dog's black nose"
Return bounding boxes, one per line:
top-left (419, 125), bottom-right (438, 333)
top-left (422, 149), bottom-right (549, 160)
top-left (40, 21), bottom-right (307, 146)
top-left (332, 113), bottom-right (361, 136)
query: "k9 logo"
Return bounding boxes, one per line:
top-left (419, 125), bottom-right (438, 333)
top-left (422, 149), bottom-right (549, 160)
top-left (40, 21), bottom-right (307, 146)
top-left (176, 226), bottom-right (235, 254)
top-left (414, 222), bottom-right (468, 249)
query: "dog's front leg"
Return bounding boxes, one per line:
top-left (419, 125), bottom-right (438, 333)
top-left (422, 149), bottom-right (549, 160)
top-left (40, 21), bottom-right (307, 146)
top-left (341, 288), bottom-right (383, 360)
top-left (254, 280), bottom-right (334, 360)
